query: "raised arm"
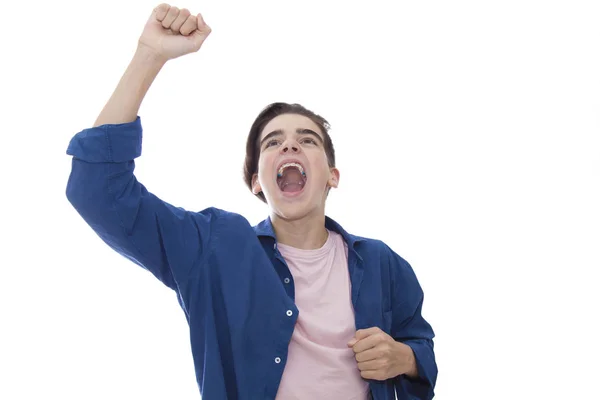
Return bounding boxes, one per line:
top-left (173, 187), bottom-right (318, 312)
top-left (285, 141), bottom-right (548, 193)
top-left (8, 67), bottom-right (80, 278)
top-left (95, 3), bottom-right (210, 126)
top-left (66, 4), bottom-right (214, 289)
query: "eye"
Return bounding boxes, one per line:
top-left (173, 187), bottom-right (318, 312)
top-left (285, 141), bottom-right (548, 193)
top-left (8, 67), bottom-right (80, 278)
top-left (265, 140), bottom-right (280, 148)
top-left (301, 138), bottom-right (317, 145)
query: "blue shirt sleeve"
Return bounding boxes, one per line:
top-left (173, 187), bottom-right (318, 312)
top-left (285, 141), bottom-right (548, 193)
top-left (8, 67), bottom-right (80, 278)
top-left (386, 247), bottom-right (438, 399)
top-left (65, 117), bottom-right (215, 290)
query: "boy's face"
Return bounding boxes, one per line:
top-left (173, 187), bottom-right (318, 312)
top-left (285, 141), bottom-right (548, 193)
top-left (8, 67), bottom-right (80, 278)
top-left (252, 113), bottom-right (339, 220)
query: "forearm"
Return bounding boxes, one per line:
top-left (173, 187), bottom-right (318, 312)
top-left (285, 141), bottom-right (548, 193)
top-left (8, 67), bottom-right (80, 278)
top-left (94, 44), bottom-right (166, 127)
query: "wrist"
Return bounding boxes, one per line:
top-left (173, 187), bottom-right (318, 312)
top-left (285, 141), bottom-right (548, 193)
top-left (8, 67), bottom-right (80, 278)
top-left (135, 42), bottom-right (169, 67)
top-left (395, 341), bottom-right (419, 379)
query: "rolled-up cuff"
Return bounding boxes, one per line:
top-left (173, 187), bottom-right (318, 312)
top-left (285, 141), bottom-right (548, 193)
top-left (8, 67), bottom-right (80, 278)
top-left (66, 116), bottom-right (142, 163)
top-left (395, 339), bottom-right (436, 399)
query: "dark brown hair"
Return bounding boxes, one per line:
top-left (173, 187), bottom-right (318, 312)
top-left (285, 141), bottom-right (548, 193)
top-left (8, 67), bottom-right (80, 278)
top-left (243, 102), bottom-right (336, 203)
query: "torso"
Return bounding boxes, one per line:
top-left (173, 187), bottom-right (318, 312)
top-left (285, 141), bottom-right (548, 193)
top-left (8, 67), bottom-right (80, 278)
top-left (274, 230), bottom-right (370, 400)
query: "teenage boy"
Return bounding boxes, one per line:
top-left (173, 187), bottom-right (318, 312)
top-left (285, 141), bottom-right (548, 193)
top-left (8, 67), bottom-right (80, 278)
top-left (66, 4), bottom-right (437, 399)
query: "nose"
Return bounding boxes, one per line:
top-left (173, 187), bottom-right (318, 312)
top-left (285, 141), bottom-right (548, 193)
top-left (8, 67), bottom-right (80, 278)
top-left (280, 140), bottom-right (300, 154)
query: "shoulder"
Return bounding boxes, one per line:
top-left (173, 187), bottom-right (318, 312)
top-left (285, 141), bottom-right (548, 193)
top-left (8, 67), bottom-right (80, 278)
top-left (190, 206), bottom-right (246, 221)
top-left (189, 206), bottom-right (255, 234)
top-left (350, 234), bottom-right (403, 259)
top-left (354, 235), bottom-right (388, 254)
top-left (351, 234), bottom-right (414, 272)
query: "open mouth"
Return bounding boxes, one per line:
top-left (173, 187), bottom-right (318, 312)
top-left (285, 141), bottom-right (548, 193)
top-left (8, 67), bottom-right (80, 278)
top-left (276, 162), bottom-right (307, 193)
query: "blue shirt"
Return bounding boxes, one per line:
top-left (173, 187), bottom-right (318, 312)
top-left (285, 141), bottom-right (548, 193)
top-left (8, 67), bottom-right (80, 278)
top-left (65, 117), bottom-right (437, 399)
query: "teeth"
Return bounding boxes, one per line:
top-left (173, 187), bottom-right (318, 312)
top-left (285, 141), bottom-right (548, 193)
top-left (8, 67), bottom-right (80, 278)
top-left (282, 181), bottom-right (305, 187)
top-left (277, 162), bottom-right (305, 177)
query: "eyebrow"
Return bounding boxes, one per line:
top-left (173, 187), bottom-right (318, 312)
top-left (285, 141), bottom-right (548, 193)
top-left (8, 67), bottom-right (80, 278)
top-left (260, 128), bottom-right (324, 148)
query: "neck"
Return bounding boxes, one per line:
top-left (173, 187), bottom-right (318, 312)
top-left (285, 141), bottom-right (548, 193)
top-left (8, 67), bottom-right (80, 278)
top-left (271, 211), bottom-right (328, 250)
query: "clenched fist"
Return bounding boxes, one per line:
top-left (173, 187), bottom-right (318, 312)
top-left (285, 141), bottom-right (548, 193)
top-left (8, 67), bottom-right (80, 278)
top-left (347, 327), bottom-right (418, 381)
top-left (138, 3), bottom-right (212, 61)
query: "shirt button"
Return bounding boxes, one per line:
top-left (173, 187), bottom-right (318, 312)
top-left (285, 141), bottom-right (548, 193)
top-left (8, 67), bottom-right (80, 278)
top-left (275, 357), bottom-right (281, 364)
top-left (273, 243), bottom-right (277, 249)
top-left (284, 278), bottom-right (290, 284)
top-left (286, 310), bottom-right (293, 317)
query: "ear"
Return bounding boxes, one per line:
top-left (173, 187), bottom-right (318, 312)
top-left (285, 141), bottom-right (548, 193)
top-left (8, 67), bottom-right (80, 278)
top-left (251, 173), bottom-right (262, 194)
top-left (328, 167), bottom-right (340, 189)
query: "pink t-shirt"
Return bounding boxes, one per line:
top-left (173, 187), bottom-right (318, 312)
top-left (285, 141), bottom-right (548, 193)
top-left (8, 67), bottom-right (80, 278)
top-left (275, 230), bottom-right (370, 400)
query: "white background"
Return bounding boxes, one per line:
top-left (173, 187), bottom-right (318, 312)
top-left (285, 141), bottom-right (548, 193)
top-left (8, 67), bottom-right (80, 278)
top-left (2, 0), bottom-right (599, 399)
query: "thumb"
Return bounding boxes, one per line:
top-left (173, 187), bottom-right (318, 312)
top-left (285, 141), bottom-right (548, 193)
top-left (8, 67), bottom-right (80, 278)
top-left (190, 13), bottom-right (212, 47)
top-left (348, 328), bottom-right (377, 347)
top-left (347, 329), bottom-right (370, 347)
top-left (354, 328), bottom-right (372, 341)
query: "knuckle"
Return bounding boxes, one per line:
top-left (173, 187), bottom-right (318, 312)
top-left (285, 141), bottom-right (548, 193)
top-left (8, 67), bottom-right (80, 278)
top-left (182, 17), bottom-right (195, 29)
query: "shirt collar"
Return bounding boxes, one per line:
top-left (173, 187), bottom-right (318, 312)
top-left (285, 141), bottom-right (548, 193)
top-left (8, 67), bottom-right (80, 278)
top-left (253, 215), bottom-right (365, 260)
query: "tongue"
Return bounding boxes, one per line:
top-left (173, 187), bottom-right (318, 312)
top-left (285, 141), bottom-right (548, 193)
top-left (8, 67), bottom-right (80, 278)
top-left (282, 182), bottom-right (303, 192)
top-left (280, 169), bottom-right (305, 192)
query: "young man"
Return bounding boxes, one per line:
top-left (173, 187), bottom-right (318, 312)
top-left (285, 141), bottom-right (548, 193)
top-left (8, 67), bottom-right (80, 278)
top-left (66, 4), bottom-right (437, 399)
